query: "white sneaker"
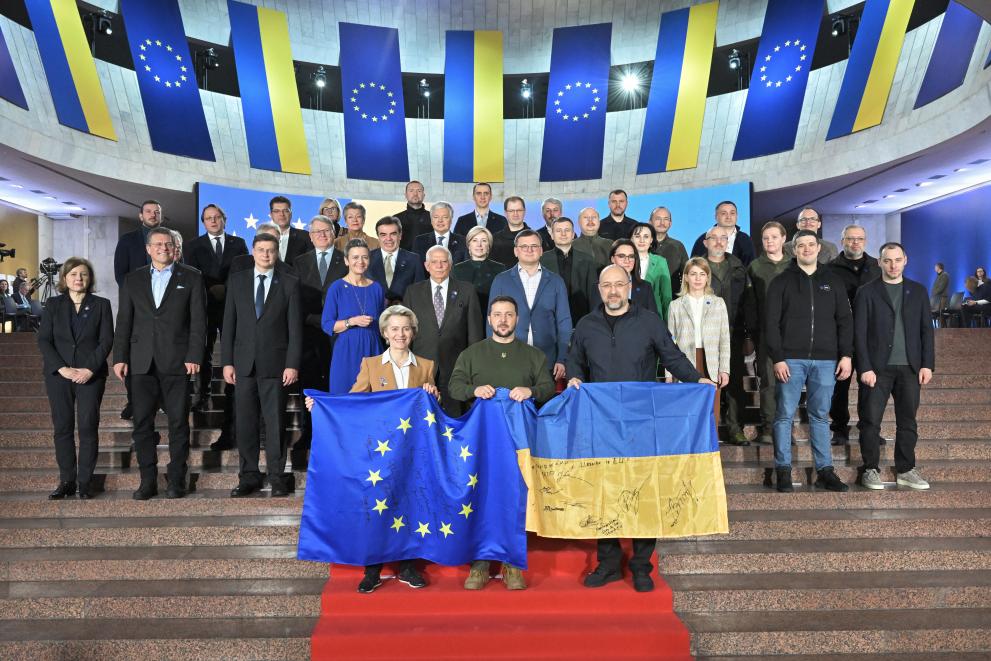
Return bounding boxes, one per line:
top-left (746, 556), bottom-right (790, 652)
top-left (896, 468), bottom-right (930, 490)
top-left (859, 468), bottom-right (884, 490)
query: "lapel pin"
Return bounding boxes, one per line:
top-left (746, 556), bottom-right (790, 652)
top-left (379, 377), bottom-right (388, 387)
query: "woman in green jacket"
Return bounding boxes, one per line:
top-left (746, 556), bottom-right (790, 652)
top-left (631, 223), bottom-right (673, 320)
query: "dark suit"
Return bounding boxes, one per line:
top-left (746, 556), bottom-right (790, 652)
top-left (413, 232), bottom-right (467, 264)
top-left (222, 268), bottom-right (302, 488)
top-left (114, 227), bottom-right (150, 286)
top-left (690, 226), bottom-right (756, 267)
top-left (540, 249), bottom-right (600, 322)
top-left (453, 211), bottom-right (508, 238)
top-left (491, 227), bottom-right (529, 267)
top-left (369, 248), bottom-right (425, 304)
top-left (597, 216), bottom-right (638, 241)
top-left (280, 227), bottom-right (313, 266)
top-left (112, 263), bottom-right (206, 487)
top-left (37, 294), bottom-right (114, 486)
top-left (396, 206), bottom-right (433, 252)
top-left (535, 226), bottom-right (554, 251)
top-left (403, 278), bottom-right (483, 415)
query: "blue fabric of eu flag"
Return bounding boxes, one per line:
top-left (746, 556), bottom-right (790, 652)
top-left (298, 388), bottom-right (529, 569)
top-left (0, 24), bottom-right (26, 110)
top-left (119, 0), bottom-right (215, 160)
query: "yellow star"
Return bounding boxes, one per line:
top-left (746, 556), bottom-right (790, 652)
top-left (423, 410), bottom-right (436, 426)
top-left (439, 522), bottom-right (454, 538)
top-left (391, 515), bottom-right (405, 532)
top-left (366, 469), bottom-right (383, 486)
top-left (415, 521), bottom-right (431, 537)
top-left (459, 445), bottom-right (473, 462)
top-left (442, 426), bottom-right (454, 441)
top-left (374, 440), bottom-right (392, 457)
top-left (467, 473), bottom-right (478, 489)
top-left (372, 498), bottom-right (388, 515)
top-left (397, 417), bottom-right (412, 433)
top-left (155, 39), bottom-right (162, 46)
top-left (459, 502), bottom-right (474, 519)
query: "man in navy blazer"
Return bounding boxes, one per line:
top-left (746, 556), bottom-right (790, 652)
top-left (488, 229), bottom-right (572, 380)
top-left (368, 216), bottom-right (425, 304)
top-left (413, 201), bottom-right (467, 264)
top-left (269, 195), bottom-right (313, 266)
top-left (453, 182), bottom-right (508, 237)
top-left (689, 200), bottom-right (755, 267)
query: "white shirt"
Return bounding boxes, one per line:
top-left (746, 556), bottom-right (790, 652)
top-left (725, 227), bottom-right (738, 254)
top-left (686, 294), bottom-right (705, 348)
top-left (435, 231), bottom-right (452, 246)
top-left (150, 263), bottom-right (174, 308)
top-left (517, 264), bottom-right (542, 345)
top-left (381, 248), bottom-right (398, 265)
top-left (430, 277), bottom-right (449, 304)
top-left (253, 267), bottom-right (274, 302)
top-left (381, 350), bottom-right (417, 389)
top-left (638, 254), bottom-right (651, 282)
top-left (278, 228), bottom-right (291, 261)
top-left (475, 210), bottom-right (489, 228)
top-left (208, 232), bottom-right (225, 253)
top-left (315, 247), bottom-right (334, 269)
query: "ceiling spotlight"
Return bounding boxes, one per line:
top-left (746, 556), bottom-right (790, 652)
top-left (831, 15), bottom-right (848, 37)
top-left (728, 48), bottom-right (741, 70)
top-left (916, 181), bottom-right (933, 187)
top-left (418, 77), bottom-right (430, 98)
top-left (313, 65), bottom-right (327, 89)
top-left (954, 167), bottom-right (968, 172)
top-left (621, 73), bottom-right (641, 93)
top-left (197, 47), bottom-right (219, 71)
top-left (97, 10), bottom-right (113, 35)
top-left (520, 78), bottom-right (531, 99)
top-left (883, 194), bottom-right (895, 199)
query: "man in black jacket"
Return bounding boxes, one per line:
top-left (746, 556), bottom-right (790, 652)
top-left (269, 195), bottom-right (313, 266)
top-left (567, 264), bottom-right (713, 593)
top-left (395, 180), bottom-right (431, 251)
top-left (690, 200), bottom-right (755, 267)
top-left (855, 243), bottom-right (934, 491)
top-left (765, 231), bottom-right (853, 494)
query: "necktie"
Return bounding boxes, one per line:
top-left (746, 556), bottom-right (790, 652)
top-left (385, 253), bottom-right (394, 288)
top-left (318, 251), bottom-right (328, 282)
top-left (433, 284), bottom-right (445, 328)
top-left (214, 236), bottom-right (223, 261)
top-left (437, 235), bottom-right (445, 246)
top-left (255, 274), bottom-right (266, 319)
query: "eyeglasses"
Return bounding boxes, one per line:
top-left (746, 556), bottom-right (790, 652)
top-left (706, 236), bottom-right (728, 244)
top-left (320, 207), bottom-right (339, 215)
top-left (613, 253), bottom-right (636, 260)
top-left (310, 229), bottom-right (333, 236)
top-left (798, 217), bottom-right (820, 223)
top-left (845, 237), bottom-right (866, 243)
top-left (517, 244), bottom-right (541, 251)
top-left (148, 242), bottom-right (174, 249)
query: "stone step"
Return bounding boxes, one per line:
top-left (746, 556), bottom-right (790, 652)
top-left (719, 439), bottom-right (991, 463)
top-left (722, 482), bottom-right (991, 511)
top-left (0, 380), bottom-right (128, 396)
top-left (719, 508), bottom-right (991, 541)
top-left (744, 420), bottom-right (991, 440)
top-left (0, 428), bottom-right (302, 448)
top-left (0, 467), bottom-right (307, 493)
top-left (723, 461), bottom-right (988, 486)
top-left (3, 410), bottom-right (303, 429)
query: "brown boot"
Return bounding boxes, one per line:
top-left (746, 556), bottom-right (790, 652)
top-left (502, 564), bottom-right (527, 590)
top-left (464, 560), bottom-right (490, 590)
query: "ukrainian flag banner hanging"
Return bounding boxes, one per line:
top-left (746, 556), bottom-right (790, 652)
top-left (227, 1), bottom-right (310, 175)
top-left (298, 388), bottom-right (529, 568)
top-left (443, 30), bottom-right (505, 183)
top-left (637, 2), bottom-right (718, 174)
top-left (826, 0), bottom-right (915, 140)
top-left (519, 383), bottom-right (729, 539)
top-left (23, 0), bottom-right (114, 139)
top-left (913, 1), bottom-right (983, 108)
top-left (0, 24), bottom-right (27, 110)
top-left (119, 0), bottom-right (215, 160)
top-left (539, 23), bottom-right (612, 182)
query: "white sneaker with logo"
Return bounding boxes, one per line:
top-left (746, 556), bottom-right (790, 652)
top-left (896, 468), bottom-right (930, 490)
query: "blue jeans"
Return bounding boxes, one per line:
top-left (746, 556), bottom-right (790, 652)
top-left (774, 359), bottom-right (837, 470)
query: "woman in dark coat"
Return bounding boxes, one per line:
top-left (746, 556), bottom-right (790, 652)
top-left (608, 239), bottom-right (658, 314)
top-left (452, 226), bottom-right (505, 314)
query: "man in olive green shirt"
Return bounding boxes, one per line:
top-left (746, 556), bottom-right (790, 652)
top-left (572, 207), bottom-right (613, 268)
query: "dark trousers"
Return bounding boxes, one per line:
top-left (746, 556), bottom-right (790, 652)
top-left (44, 373), bottom-right (106, 485)
top-left (235, 374), bottom-right (288, 487)
top-left (297, 327), bottom-right (332, 453)
top-left (756, 341), bottom-right (777, 431)
top-left (596, 538), bottom-right (656, 574)
top-left (131, 364), bottom-right (191, 486)
top-left (859, 365), bottom-right (921, 473)
top-left (722, 329), bottom-right (746, 435)
top-left (829, 362), bottom-right (867, 436)
top-left (200, 311), bottom-right (234, 436)
top-left (962, 302), bottom-right (991, 327)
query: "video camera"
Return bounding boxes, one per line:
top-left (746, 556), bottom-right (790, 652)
top-left (39, 257), bottom-right (62, 276)
top-left (0, 242), bottom-right (13, 262)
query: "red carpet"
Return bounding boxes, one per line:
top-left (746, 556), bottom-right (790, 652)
top-left (311, 535), bottom-right (693, 660)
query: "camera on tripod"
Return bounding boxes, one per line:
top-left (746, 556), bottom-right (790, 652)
top-left (31, 257), bottom-right (63, 300)
top-left (0, 242), bottom-right (14, 262)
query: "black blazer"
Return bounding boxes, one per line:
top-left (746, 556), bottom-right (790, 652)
top-left (112, 263), bottom-right (207, 375)
top-left (854, 277), bottom-right (935, 375)
top-left (221, 268), bottom-right (302, 377)
top-left (368, 248), bottom-right (426, 303)
top-left (403, 278), bottom-right (483, 384)
top-left (295, 248), bottom-right (347, 329)
top-left (690, 226), bottom-right (756, 267)
top-left (183, 233), bottom-right (249, 297)
top-left (453, 211), bottom-right (508, 238)
top-left (37, 294), bottom-right (114, 377)
top-left (413, 232), bottom-right (467, 264)
top-left (113, 227), bottom-right (149, 286)
top-left (283, 227), bottom-right (314, 266)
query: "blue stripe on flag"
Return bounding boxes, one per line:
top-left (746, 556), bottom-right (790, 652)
top-left (23, 0), bottom-right (86, 131)
top-left (443, 31), bottom-right (475, 183)
top-left (637, 8), bottom-right (689, 175)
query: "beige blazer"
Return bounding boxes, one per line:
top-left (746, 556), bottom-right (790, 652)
top-left (666, 293), bottom-right (730, 380)
top-left (351, 352), bottom-right (436, 392)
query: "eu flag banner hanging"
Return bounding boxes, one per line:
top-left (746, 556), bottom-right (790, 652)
top-left (298, 388), bottom-right (529, 568)
top-left (539, 23), bottom-right (612, 182)
top-left (637, 2), bottom-right (719, 174)
top-left (23, 0), bottom-right (115, 138)
top-left (0, 24), bottom-right (27, 110)
top-left (732, 0), bottom-right (823, 161)
top-left (914, 1), bottom-right (983, 108)
top-left (119, 0), bottom-right (215, 160)
top-left (338, 23), bottom-right (409, 182)
top-left (826, 0), bottom-right (915, 140)
top-left (519, 383), bottom-right (728, 539)
top-left (443, 30), bottom-right (505, 183)
top-left (228, 1), bottom-right (310, 174)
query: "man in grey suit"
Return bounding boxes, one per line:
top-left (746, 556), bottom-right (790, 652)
top-left (403, 245), bottom-right (483, 416)
top-left (931, 262), bottom-right (949, 318)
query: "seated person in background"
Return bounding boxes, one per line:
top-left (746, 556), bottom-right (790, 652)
top-left (975, 267), bottom-right (987, 287)
top-left (962, 275), bottom-right (991, 327)
top-left (12, 281), bottom-right (37, 331)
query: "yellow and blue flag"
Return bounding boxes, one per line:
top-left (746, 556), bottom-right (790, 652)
top-left (519, 383), bottom-right (728, 539)
top-left (0, 25), bottom-right (27, 110)
top-left (23, 0), bottom-right (114, 138)
top-left (119, 0), bottom-right (214, 160)
top-left (539, 23), bottom-right (612, 182)
top-left (637, 2), bottom-right (718, 174)
top-left (827, 0), bottom-right (915, 140)
top-left (298, 388), bottom-right (528, 568)
top-left (732, 0), bottom-right (823, 161)
top-left (227, 1), bottom-right (310, 175)
top-left (339, 23), bottom-right (409, 182)
top-left (443, 30), bottom-right (504, 183)
top-left (914, 1), bottom-right (983, 108)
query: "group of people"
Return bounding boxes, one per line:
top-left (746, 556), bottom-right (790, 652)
top-left (0, 267), bottom-right (39, 331)
top-left (930, 263), bottom-right (990, 327)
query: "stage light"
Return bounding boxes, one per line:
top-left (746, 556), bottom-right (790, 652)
top-left (831, 16), bottom-right (848, 37)
top-left (313, 66), bottom-right (327, 89)
top-left (97, 11), bottom-right (113, 35)
top-left (728, 49), bottom-right (741, 71)
top-left (198, 47), bottom-right (220, 71)
top-left (520, 78), bottom-right (531, 99)
top-left (621, 73), bottom-right (641, 93)
top-left (418, 78), bottom-right (430, 98)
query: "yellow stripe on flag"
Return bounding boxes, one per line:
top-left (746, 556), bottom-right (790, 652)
top-left (472, 31), bottom-right (504, 182)
top-left (50, 0), bottom-right (116, 140)
top-left (258, 7), bottom-right (310, 175)
top-left (667, 1), bottom-right (718, 171)
top-left (852, 0), bottom-right (915, 133)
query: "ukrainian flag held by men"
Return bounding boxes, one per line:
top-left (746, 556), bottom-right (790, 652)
top-left (23, 0), bottom-right (115, 139)
top-left (227, 1), bottom-right (311, 175)
top-left (913, 1), bottom-right (983, 109)
top-left (443, 31), bottom-right (505, 183)
top-left (637, 2), bottom-right (718, 174)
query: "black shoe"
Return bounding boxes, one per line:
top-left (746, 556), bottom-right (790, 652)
top-left (583, 564), bottom-right (622, 588)
top-left (132, 482), bottom-right (158, 500)
top-left (230, 483), bottom-right (259, 498)
top-left (120, 403), bottom-right (133, 420)
top-left (48, 481), bottom-right (77, 500)
top-left (830, 432), bottom-right (849, 446)
top-left (357, 570), bottom-right (382, 594)
top-left (880, 436), bottom-right (889, 446)
top-left (166, 484), bottom-right (186, 499)
top-left (209, 434), bottom-right (236, 451)
top-left (397, 564), bottom-right (427, 588)
top-left (632, 571), bottom-right (655, 592)
top-left (815, 467), bottom-right (849, 492)
top-left (270, 482), bottom-right (289, 497)
top-left (78, 483), bottom-right (92, 500)
top-left (290, 447), bottom-right (309, 471)
top-left (775, 466), bottom-right (794, 492)
top-left (191, 396), bottom-right (209, 413)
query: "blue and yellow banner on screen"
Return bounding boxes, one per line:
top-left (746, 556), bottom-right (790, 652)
top-left (637, 2), bottom-right (718, 174)
top-left (827, 0), bottom-right (915, 140)
top-left (338, 23), bottom-right (409, 182)
top-left (540, 23), bottom-right (611, 182)
top-left (119, 0), bottom-right (214, 160)
top-left (0, 24), bottom-right (27, 110)
top-left (443, 31), bottom-right (504, 183)
top-left (227, 1), bottom-right (310, 174)
top-left (23, 0), bottom-right (114, 139)
top-left (914, 1), bottom-right (982, 108)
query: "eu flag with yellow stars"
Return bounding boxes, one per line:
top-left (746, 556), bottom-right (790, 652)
top-left (298, 388), bottom-right (529, 568)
